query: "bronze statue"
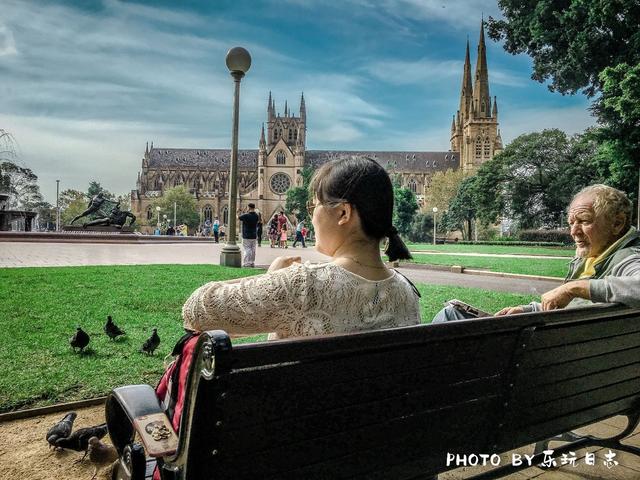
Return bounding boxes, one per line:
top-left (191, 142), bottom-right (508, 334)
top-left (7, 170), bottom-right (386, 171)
top-left (70, 193), bottom-right (113, 224)
top-left (83, 203), bottom-right (136, 229)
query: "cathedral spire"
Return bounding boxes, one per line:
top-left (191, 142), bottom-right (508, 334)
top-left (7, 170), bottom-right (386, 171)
top-left (259, 123), bottom-right (266, 149)
top-left (145, 141), bottom-right (149, 155)
top-left (267, 91), bottom-right (274, 120)
top-left (299, 92), bottom-right (306, 122)
top-left (450, 115), bottom-right (456, 134)
top-left (492, 96), bottom-right (498, 119)
top-left (459, 36), bottom-right (473, 122)
top-left (284, 100), bottom-right (288, 117)
top-left (473, 18), bottom-right (491, 118)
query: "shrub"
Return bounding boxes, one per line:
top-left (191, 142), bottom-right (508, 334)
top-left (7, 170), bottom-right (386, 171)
top-left (517, 229), bottom-right (573, 244)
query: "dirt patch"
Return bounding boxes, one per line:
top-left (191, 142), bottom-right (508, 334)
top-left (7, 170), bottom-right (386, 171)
top-left (0, 405), bottom-right (114, 480)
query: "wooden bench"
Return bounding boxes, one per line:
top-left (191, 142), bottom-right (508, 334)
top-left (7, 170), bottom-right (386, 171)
top-left (106, 304), bottom-right (640, 479)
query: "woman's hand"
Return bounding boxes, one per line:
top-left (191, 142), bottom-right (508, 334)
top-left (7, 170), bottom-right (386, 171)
top-left (268, 256), bottom-right (302, 273)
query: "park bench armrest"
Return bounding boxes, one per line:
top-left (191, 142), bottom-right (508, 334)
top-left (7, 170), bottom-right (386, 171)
top-left (106, 384), bottom-right (178, 457)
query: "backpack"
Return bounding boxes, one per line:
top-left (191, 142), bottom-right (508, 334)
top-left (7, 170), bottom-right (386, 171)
top-left (153, 331), bottom-right (199, 479)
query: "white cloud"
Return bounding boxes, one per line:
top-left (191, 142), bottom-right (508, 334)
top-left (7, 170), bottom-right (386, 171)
top-left (364, 58), bottom-right (461, 85)
top-left (0, 24), bottom-right (17, 56)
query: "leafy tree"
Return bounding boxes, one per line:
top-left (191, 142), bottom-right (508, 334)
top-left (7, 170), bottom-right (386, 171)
top-left (59, 190), bottom-right (89, 225)
top-left (34, 202), bottom-right (55, 231)
top-left (285, 165), bottom-right (315, 223)
top-left (392, 183), bottom-right (418, 238)
top-left (150, 186), bottom-right (199, 230)
top-left (0, 129), bottom-right (44, 210)
top-left (487, 1), bottom-right (640, 97)
top-left (407, 213), bottom-right (434, 243)
top-left (445, 177), bottom-right (479, 241)
top-left (423, 168), bottom-right (466, 212)
top-left (87, 180), bottom-right (115, 201)
top-left (472, 129), bottom-right (601, 229)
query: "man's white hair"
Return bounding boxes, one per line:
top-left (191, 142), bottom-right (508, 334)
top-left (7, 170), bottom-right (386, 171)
top-left (573, 184), bottom-right (632, 230)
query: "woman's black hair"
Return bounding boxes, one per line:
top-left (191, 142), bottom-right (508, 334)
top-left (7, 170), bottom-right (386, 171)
top-left (309, 156), bottom-right (412, 262)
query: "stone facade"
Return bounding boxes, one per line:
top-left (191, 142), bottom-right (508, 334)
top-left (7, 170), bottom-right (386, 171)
top-left (131, 22), bottom-right (501, 231)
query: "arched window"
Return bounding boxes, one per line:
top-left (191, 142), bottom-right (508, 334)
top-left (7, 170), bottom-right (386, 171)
top-left (294, 129), bottom-right (298, 141)
top-left (276, 150), bottom-right (286, 165)
top-left (288, 129), bottom-right (293, 142)
top-left (408, 179), bottom-right (417, 193)
top-left (475, 137), bottom-right (482, 158)
top-left (203, 205), bottom-right (212, 222)
top-left (153, 177), bottom-right (162, 190)
top-left (146, 207), bottom-right (153, 220)
top-left (274, 129), bottom-right (279, 141)
top-left (483, 138), bottom-right (491, 158)
top-left (222, 206), bottom-right (229, 225)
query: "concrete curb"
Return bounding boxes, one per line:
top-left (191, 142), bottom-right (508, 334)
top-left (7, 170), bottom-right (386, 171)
top-left (398, 262), bottom-right (563, 282)
top-left (0, 396), bottom-right (107, 423)
top-left (0, 232), bottom-right (216, 244)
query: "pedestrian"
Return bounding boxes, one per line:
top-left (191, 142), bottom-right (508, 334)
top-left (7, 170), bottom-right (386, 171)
top-left (256, 212), bottom-right (263, 247)
top-left (292, 220), bottom-right (306, 248)
top-left (268, 214), bottom-right (279, 248)
top-left (277, 211), bottom-right (287, 235)
top-left (219, 224), bottom-right (226, 240)
top-left (280, 223), bottom-right (288, 249)
top-left (238, 203), bottom-right (259, 267)
top-left (213, 217), bottom-right (220, 243)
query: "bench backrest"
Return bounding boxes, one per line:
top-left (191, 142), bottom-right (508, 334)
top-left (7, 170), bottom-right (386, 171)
top-left (164, 305), bottom-right (640, 480)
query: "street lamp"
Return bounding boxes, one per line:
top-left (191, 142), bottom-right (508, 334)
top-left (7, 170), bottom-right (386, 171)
top-left (220, 46), bottom-right (251, 267)
top-left (55, 180), bottom-right (60, 232)
top-left (432, 207), bottom-right (438, 245)
top-left (156, 206), bottom-right (161, 231)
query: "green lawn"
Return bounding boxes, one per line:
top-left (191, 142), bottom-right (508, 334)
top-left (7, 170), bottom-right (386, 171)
top-left (409, 253), bottom-right (569, 278)
top-left (406, 243), bottom-right (575, 257)
top-left (0, 265), bottom-right (537, 412)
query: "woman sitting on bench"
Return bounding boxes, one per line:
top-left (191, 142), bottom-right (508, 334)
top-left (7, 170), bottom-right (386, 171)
top-left (182, 157), bottom-right (421, 338)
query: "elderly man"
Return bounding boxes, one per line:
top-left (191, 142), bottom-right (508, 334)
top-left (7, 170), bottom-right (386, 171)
top-left (433, 184), bottom-right (640, 322)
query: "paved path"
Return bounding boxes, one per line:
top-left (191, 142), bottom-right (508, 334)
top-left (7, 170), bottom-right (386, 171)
top-left (0, 241), bottom-right (560, 295)
top-left (409, 250), bottom-right (572, 260)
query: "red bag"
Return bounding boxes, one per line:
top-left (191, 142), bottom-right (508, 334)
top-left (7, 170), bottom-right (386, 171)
top-left (153, 332), bottom-right (198, 479)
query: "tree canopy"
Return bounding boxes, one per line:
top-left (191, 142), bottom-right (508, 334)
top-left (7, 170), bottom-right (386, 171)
top-left (487, 1), bottom-right (640, 97)
top-left (392, 182), bottom-right (419, 237)
top-left (150, 186), bottom-right (199, 230)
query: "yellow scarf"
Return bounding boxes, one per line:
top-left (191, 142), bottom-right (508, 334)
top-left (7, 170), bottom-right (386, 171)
top-left (579, 228), bottom-right (635, 278)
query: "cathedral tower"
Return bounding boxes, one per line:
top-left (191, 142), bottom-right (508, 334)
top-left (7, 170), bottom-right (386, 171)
top-left (451, 20), bottom-right (502, 173)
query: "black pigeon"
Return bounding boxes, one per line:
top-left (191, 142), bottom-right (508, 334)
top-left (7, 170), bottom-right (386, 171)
top-left (55, 423), bottom-right (108, 455)
top-left (140, 328), bottom-right (160, 355)
top-left (46, 411), bottom-right (77, 449)
top-left (69, 326), bottom-right (90, 353)
top-left (104, 315), bottom-right (125, 340)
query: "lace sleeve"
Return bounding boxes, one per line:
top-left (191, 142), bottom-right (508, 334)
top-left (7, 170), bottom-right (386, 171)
top-left (182, 263), bottom-right (307, 334)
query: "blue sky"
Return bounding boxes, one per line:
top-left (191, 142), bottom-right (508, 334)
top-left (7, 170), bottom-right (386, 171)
top-left (1, 0), bottom-right (596, 203)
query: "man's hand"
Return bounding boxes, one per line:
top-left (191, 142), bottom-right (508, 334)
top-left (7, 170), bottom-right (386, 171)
top-left (495, 306), bottom-right (525, 316)
top-left (268, 256), bottom-right (302, 273)
top-left (541, 280), bottom-right (590, 311)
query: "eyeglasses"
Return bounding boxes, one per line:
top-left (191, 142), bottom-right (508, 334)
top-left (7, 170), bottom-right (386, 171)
top-left (306, 200), bottom-right (347, 216)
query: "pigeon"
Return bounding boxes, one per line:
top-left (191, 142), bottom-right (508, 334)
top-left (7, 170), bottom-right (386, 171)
top-left (87, 436), bottom-right (118, 480)
top-left (55, 423), bottom-right (109, 457)
top-left (140, 328), bottom-right (160, 355)
top-left (104, 315), bottom-right (125, 340)
top-left (69, 326), bottom-right (90, 353)
top-left (45, 412), bottom-right (77, 449)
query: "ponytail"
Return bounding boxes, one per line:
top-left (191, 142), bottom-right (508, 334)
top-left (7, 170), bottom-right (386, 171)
top-left (384, 226), bottom-right (412, 262)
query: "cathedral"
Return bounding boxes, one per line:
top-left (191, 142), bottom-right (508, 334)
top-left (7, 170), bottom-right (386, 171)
top-left (131, 22), bottom-right (502, 231)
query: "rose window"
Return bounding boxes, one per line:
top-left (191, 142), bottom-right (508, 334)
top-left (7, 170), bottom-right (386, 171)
top-left (270, 173), bottom-right (291, 194)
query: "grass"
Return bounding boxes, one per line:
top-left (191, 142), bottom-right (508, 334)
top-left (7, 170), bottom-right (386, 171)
top-left (406, 243), bottom-right (575, 257)
top-left (0, 265), bottom-right (537, 412)
top-left (409, 253), bottom-right (569, 278)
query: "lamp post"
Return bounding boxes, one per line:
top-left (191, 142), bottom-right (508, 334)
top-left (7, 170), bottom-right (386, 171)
top-left (55, 179), bottom-right (60, 232)
top-left (220, 46), bottom-right (251, 267)
top-left (432, 207), bottom-right (438, 245)
top-left (156, 206), bottom-right (161, 234)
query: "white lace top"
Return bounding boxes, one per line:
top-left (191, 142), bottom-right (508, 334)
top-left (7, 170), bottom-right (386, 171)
top-left (182, 261), bottom-right (422, 338)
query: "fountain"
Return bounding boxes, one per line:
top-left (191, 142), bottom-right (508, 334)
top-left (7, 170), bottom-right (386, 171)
top-left (0, 193), bottom-right (37, 231)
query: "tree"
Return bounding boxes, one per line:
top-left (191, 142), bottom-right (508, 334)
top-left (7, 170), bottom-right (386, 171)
top-left (392, 183), bottom-right (418, 238)
top-left (0, 130), bottom-right (43, 210)
top-left (407, 213), bottom-right (434, 243)
top-left (285, 187), bottom-right (309, 223)
top-left (487, 1), bottom-right (640, 97)
top-left (423, 168), bottom-right (466, 212)
top-left (445, 177), bottom-right (479, 241)
top-left (59, 189), bottom-right (88, 225)
top-left (150, 186), bottom-right (199, 230)
top-left (87, 180), bottom-right (115, 201)
top-left (472, 129), bottom-right (602, 229)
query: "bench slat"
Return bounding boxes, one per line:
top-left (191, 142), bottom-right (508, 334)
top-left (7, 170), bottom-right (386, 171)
top-left (515, 346), bottom-right (640, 388)
top-left (527, 314), bottom-right (640, 349)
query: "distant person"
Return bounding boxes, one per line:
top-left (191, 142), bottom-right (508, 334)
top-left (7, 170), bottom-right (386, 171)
top-left (166, 225), bottom-right (175, 236)
top-left (277, 211), bottom-right (287, 234)
top-left (219, 224), bottom-right (226, 240)
top-left (292, 220), bottom-right (306, 248)
top-left (256, 212), bottom-right (263, 247)
top-left (213, 217), bottom-right (220, 243)
top-left (280, 223), bottom-right (288, 249)
top-left (433, 184), bottom-right (640, 323)
top-left (268, 214), bottom-right (279, 248)
top-left (238, 203), bottom-right (259, 267)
